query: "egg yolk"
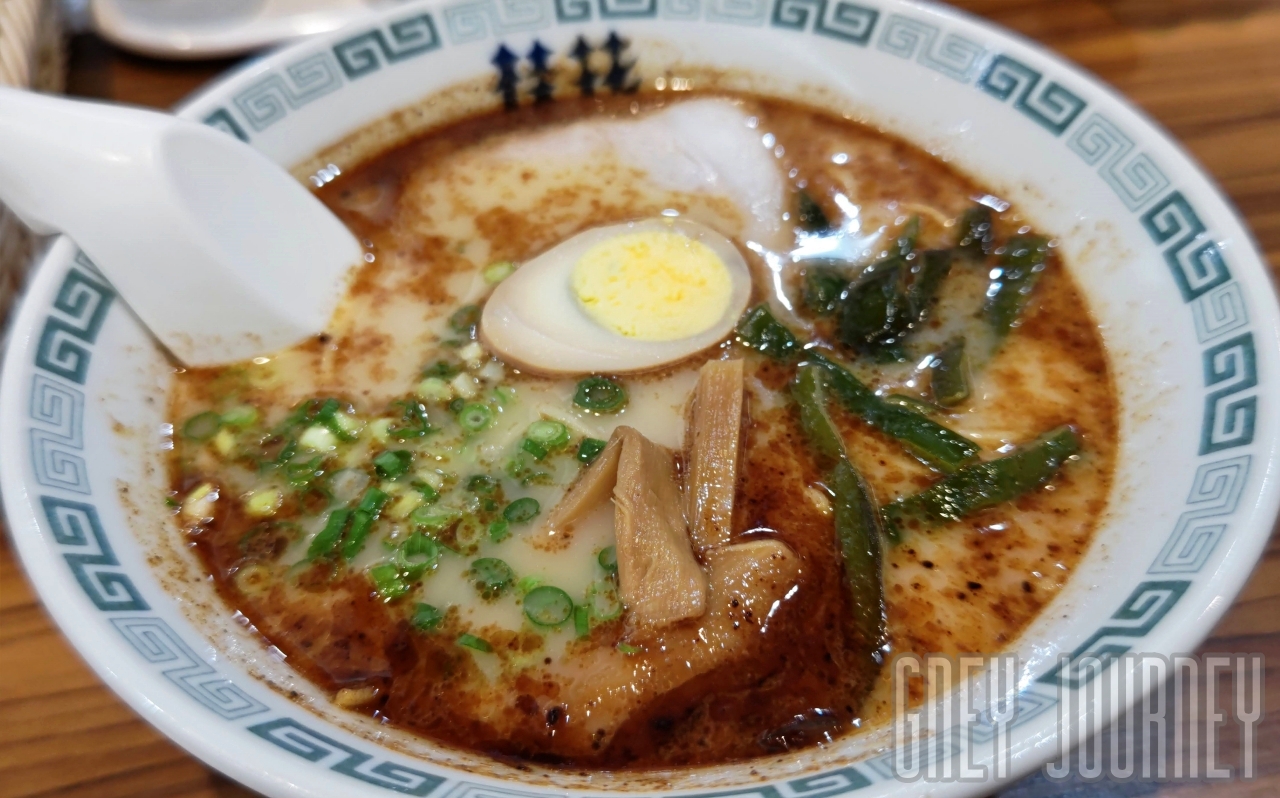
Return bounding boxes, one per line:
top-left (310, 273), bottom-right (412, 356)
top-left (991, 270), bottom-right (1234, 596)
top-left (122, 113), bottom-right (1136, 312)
top-left (570, 230), bottom-right (733, 341)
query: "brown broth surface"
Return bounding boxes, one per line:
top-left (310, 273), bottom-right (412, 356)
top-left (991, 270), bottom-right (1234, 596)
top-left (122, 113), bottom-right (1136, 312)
top-left (167, 92), bottom-right (1117, 769)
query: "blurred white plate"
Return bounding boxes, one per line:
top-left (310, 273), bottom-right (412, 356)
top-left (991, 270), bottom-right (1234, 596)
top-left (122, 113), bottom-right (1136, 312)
top-left (90, 0), bottom-right (403, 58)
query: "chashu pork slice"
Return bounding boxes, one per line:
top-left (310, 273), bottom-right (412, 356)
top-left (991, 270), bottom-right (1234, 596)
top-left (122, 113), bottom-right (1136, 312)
top-left (533, 539), bottom-right (801, 757)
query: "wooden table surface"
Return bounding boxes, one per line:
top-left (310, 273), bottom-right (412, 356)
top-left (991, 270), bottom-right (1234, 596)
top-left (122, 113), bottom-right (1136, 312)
top-left (2, 2), bottom-right (1279, 796)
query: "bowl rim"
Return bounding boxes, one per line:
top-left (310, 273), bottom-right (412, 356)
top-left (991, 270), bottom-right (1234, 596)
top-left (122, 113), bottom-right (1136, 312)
top-left (4, 1), bottom-right (1279, 796)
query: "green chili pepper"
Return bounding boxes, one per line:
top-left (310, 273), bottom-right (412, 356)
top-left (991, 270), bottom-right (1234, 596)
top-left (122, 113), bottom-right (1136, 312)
top-left (736, 304), bottom-right (798, 360)
top-left (457, 633), bottom-right (492, 653)
top-left (523, 586), bottom-right (574, 627)
top-left (803, 266), bottom-right (848, 317)
top-left (503, 497), bottom-right (540, 524)
top-left (182, 411), bottom-right (222, 441)
top-left (577, 437), bottom-right (607, 465)
top-left (930, 339), bottom-right (971, 408)
top-left (458, 403), bottom-right (493, 432)
top-left (956, 205), bottom-right (995, 256)
top-left (805, 350), bottom-right (980, 472)
top-left (411, 602), bottom-right (444, 631)
top-left (307, 508), bottom-right (352, 560)
top-left (985, 235), bottom-right (1049, 338)
top-left (882, 426), bottom-right (1081, 540)
top-left (790, 366), bottom-right (887, 652)
top-left (573, 377), bottom-right (628, 413)
top-left (797, 190), bottom-right (831, 232)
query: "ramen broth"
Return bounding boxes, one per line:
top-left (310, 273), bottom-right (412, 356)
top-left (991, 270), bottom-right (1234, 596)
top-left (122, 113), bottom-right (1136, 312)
top-left (166, 92), bottom-right (1117, 768)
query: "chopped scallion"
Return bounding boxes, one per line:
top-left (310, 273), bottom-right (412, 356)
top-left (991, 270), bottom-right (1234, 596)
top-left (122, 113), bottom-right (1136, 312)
top-left (457, 633), bottom-right (492, 653)
top-left (373, 449), bottom-right (413, 479)
top-left (411, 602), bottom-right (444, 631)
top-left (503, 497), bottom-right (540, 524)
top-left (458, 403), bottom-right (493, 432)
top-left (523, 586), bottom-right (573, 627)
top-left (573, 377), bottom-right (628, 413)
top-left (182, 411), bottom-right (222, 442)
top-left (526, 420), bottom-right (570, 448)
top-left (577, 437), bottom-right (607, 465)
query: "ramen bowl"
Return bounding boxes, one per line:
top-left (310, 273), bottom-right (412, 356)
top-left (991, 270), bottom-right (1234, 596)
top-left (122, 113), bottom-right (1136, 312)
top-left (3, 1), bottom-right (1278, 796)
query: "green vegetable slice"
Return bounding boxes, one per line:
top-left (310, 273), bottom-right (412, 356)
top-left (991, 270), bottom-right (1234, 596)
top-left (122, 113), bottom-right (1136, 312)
top-left (182, 411), bottom-right (222, 442)
top-left (736, 304), bottom-right (798, 360)
top-left (488, 519), bottom-right (511, 543)
top-left (805, 350), bottom-right (980, 472)
top-left (373, 449), bottom-right (412, 479)
top-left (503, 497), bottom-right (540, 524)
top-left (573, 604), bottom-right (590, 637)
top-left (458, 403), bottom-right (493, 432)
top-left (985, 235), bottom-right (1049, 338)
top-left (368, 562), bottom-right (411, 601)
top-left (883, 394), bottom-right (942, 415)
top-left (797, 190), bottom-right (831, 232)
top-left (791, 365), bottom-right (887, 652)
top-left (597, 545), bottom-right (618, 574)
top-left (483, 261), bottom-right (516, 284)
top-left (930, 339), bottom-right (971, 408)
top-left (573, 377), bottom-right (628, 413)
top-left (470, 557), bottom-right (515, 596)
top-left (457, 633), bottom-right (492, 653)
top-left (526, 420), bottom-right (570, 448)
top-left (586, 580), bottom-right (623, 621)
top-left (307, 509), bottom-right (351, 560)
top-left (341, 488), bottom-right (389, 560)
top-left (838, 261), bottom-right (906, 355)
top-left (577, 437), bottom-right (607, 465)
top-left (523, 586), bottom-right (574, 627)
top-left (410, 505), bottom-right (461, 532)
top-left (466, 474), bottom-right (499, 494)
top-left (882, 426), bottom-right (1080, 540)
top-left (956, 205), bottom-right (995, 256)
top-left (616, 642), bottom-right (643, 655)
top-left (521, 438), bottom-right (549, 460)
top-left (450, 305), bottom-right (481, 336)
top-left (395, 532), bottom-right (440, 577)
top-left (803, 266), bottom-right (847, 317)
top-left (412, 602), bottom-right (444, 631)
top-left (220, 405), bottom-right (258, 428)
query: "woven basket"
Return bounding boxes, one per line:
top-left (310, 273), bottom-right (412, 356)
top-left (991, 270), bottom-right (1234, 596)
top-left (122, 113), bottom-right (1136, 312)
top-left (0, 0), bottom-right (64, 327)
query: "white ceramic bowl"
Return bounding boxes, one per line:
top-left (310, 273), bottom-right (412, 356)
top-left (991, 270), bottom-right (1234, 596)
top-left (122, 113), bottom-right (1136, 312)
top-left (3, 2), bottom-right (1278, 796)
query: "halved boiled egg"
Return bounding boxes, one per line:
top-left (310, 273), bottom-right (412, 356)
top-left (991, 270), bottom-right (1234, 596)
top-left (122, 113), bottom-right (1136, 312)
top-left (480, 218), bottom-right (752, 375)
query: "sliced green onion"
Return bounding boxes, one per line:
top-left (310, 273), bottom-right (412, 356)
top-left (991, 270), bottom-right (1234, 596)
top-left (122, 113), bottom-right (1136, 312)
top-left (307, 509), bottom-right (351, 560)
top-left (470, 557), bottom-right (514, 596)
top-left (523, 586), bottom-right (574, 627)
top-left (458, 403), bottom-right (493, 432)
top-left (483, 261), bottom-right (516, 284)
top-left (503, 497), bottom-right (540, 524)
top-left (573, 377), bottom-right (628, 413)
top-left (411, 602), bottom-right (444, 631)
top-left (450, 305), bottom-right (481, 336)
top-left (488, 519), bottom-right (511, 543)
top-left (341, 488), bottom-right (389, 560)
top-left (597, 546), bottom-right (618, 574)
top-left (521, 438), bottom-right (548, 460)
top-left (883, 394), bottom-right (943, 415)
top-left (373, 449), bottom-right (412, 479)
top-left (616, 642), bottom-right (643, 655)
top-left (466, 474), bottom-right (499, 494)
top-left (368, 562), bottom-right (411, 601)
top-left (457, 633), bottom-right (492, 653)
top-left (220, 405), bottom-right (259, 428)
top-left (182, 411), bottom-right (222, 441)
top-left (577, 437), bottom-right (607, 465)
top-left (410, 504), bottom-right (461, 532)
top-left (396, 532), bottom-right (440, 576)
top-left (421, 360), bottom-right (459, 379)
top-left (573, 604), bottom-right (590, 637)
top-left (526, 420), bottom-right (570, 448)
top-left (587, 580), bottom-right (622, 621)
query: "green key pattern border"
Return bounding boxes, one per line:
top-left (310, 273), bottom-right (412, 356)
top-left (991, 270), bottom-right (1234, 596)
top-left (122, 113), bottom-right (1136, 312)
top-left (23, 1), bottom-right (1262, 794)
